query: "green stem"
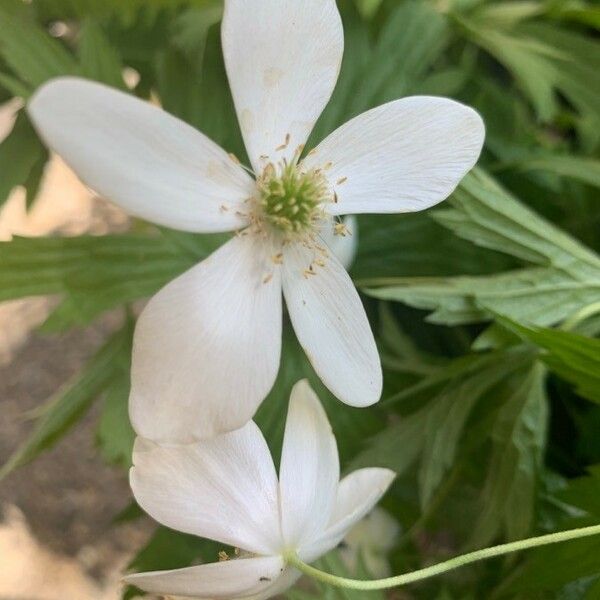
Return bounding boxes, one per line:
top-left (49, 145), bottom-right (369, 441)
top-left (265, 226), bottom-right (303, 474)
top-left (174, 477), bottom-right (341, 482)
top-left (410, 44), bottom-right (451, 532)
top-left (286, 524), bottom-right (600, 591)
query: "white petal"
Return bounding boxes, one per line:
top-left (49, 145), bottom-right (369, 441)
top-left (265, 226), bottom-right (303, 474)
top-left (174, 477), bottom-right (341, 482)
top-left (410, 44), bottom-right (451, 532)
top-left (299, 468), bottom-right (396, 562)
top-left (130, 234), bottom-right (282, 443)
top-left (242, 568), bottom-right (302, 600)
top-left (279, 380), bottom-right (339, 549)
top-left (320, 215), bottom-right (358, 271)
top-left (28, 77), bottom-right (253, 232)
top-left (303, 96), bottom-right (485, 215)
top-left (222, 0), bottom-right (343, 171)
top-left (130, 425), bottom-right (281, 554)
top-left (282, 241), bottom-right (381, 407)
top-left (124, 556), bottom-right (285, 598)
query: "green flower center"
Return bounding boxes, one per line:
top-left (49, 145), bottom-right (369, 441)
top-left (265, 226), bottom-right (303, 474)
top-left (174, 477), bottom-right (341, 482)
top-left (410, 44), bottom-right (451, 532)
top-left (257, 161), bottom-right (329, 234)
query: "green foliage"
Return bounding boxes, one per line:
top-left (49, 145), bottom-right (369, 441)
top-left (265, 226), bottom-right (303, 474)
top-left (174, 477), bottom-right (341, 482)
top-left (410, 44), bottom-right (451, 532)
top-left (502, 319), bottom-right (600, 405)
top-left (0, 318), bottom-right (133, 479)
top-left (0, 1), bottom-right (599, 598)
top-left (0, 111), bottom-right (47, 207)
top-left (365, 169), bottom-right (600, 327)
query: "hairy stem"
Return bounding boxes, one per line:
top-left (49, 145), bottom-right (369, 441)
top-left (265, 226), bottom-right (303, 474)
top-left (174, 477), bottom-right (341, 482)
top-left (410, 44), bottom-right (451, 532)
top-left (286, 524), bottom-right (600, 591)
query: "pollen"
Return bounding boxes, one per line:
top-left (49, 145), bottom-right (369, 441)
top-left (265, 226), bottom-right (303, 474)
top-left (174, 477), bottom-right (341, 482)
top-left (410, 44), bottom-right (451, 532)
top-left (256, 154), bottom-right (331, 235)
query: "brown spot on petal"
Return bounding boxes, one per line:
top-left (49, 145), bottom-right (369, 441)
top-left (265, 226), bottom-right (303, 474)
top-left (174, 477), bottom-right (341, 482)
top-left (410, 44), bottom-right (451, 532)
top-left (263, 67), bottom-right (284, 88)
top-left (240, 109), bottom-right (255, 134)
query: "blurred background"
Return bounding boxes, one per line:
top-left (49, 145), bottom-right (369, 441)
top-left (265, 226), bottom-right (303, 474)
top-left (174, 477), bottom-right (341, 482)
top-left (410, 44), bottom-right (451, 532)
top-left (1, 0), bottom-right (600, 599)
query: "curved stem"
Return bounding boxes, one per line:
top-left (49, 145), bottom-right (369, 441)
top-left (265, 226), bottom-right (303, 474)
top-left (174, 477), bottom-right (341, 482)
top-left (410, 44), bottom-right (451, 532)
top-left (286, 524), bottom-right (600, 591)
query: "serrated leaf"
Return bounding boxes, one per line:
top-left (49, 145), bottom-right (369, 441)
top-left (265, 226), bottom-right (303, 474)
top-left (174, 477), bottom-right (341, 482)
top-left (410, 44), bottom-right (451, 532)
top-left (0, 319), bottom-right (133, 479)
top-left (0, 232), bottom-right (223, 331)
top-left (364, 169), bottom-right (600, 327)
top-left (497, 319), bottom-right (600, 404)
top-left (468, 363), bottom-right (548, 548)
top-left (353, 338), bottom-right (535, 510)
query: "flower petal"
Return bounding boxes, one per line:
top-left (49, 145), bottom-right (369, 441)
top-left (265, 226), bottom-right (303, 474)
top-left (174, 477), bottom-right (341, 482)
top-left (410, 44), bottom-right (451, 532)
top-left (282, 241), bottom-right (381, 407)
top-left (242, 568), bottom-right (302, 600)
top-left (222, 0), bottom-right (343, 171)
top-left (299, 468), bottom-right (396, 562)
top-left (130, 425), bottom-right (281, 554)
top-left (130, 234), bottom-right (282, 443)
top-left (124, 556), bottom-right (285, 599)
top-left (28, 77), bottom-right (253, 232)
top-left (279, 380), bottom-right (339, 549)
top-left (303, 96), bottom-right (485, 215)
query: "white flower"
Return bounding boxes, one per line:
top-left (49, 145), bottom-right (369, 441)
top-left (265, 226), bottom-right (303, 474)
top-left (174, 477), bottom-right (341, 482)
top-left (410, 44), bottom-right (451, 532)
top-left (28, 0), bottom-right (485, 443)
top-left (123, 380), bottom-right (396, 600)
top-left (340, 507), bottom-right (400, 578)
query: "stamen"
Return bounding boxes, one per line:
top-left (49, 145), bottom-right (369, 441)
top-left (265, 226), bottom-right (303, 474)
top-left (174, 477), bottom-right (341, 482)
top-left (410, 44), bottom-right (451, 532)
top-left (334, 222), bottom-right (349, 236)
top-left (254, 157), bottom-right (329, 236)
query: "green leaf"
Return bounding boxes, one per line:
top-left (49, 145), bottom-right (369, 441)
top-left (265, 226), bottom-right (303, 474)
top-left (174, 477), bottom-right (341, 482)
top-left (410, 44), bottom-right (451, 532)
top-left (311, 0), bottom-right (450, 145)
top-left (96, 363), bottom-right (134, 468)
top-left (353, 340), bottom-right (535, 511)
top-left (364, 170), bottom-right (600, 327)
top-left (155, 25), bottom-right (245, 157)
top-left (458, 15), bottom-right (560, 121)
top-left (23, 147), bottom-right (48, 209)
top-left (0, 7), bottom-right (78, 91)
top-left (440, 170), bottom-right (600, 270)
top-left (350, 0), bottom-right (449, 113)
top-left (0, 111), bottom-right (46, 206)
top-left (518, 23), bottom-right (600, 150)
top-left (515, 155), bottom-right (600, 189)
top-left (0, 319), bottom-right (133, 479)
top-left (468, 363), bottom-right (548, 548)
top-left (498, 319), bottom-right (600, 404)
top-left (352, 213), bottom-right (512, 281)
top-left (0, 232), bottom-right (223, 331)
top-left (77, 20), bottom-right (126, 89)
top-left (557, 465), bottom-right (600, 517)
top-left (494, 518), bottom-right (600, 597)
